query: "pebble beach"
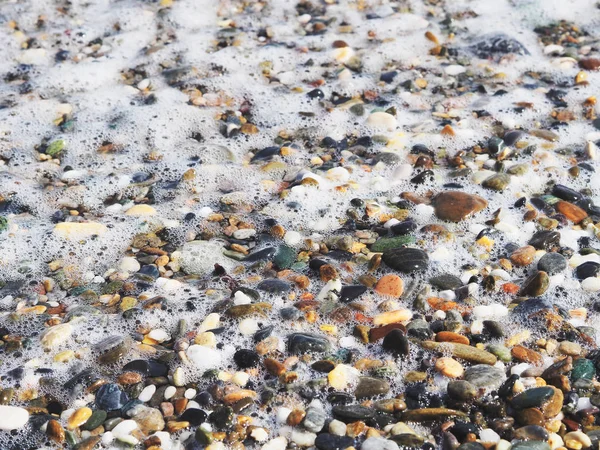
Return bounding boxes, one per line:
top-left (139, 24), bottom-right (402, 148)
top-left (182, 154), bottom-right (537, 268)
top-left (2, 0), bottom-right (600, 449)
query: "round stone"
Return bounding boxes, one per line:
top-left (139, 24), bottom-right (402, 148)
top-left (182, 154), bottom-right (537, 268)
top-left (431, 191), bottom-right (488, 222)
top-left (382, 247), bottom-right (429, 273)
top-left (537, 252), bottom-right (567, 275)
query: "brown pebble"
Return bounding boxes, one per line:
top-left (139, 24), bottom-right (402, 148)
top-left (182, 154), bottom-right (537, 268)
top-left (435, 331), bottom-right (469, 345)
top-left (264, 358), bottom-right (286, 376)
top-left (511, 345), bottom-right (543, 365)
top-left (286, 408), bottom-right (306, 426)
top-left (319, 264), bottom-right (338, 282)
top-left (73, 436), bottom-right (102, 450)
top-left (555, 200), bottom-right (587, 223)
top-left (166, 421), bottom-right (189, 433)
top-left (346, 421), bottom-right (367, 437)
top-left (580, 58), bottom-right (600, 71)
top-left (160, 402), bottom-right (174, 417)
top-left (431, 191), bottom-right (488, 222)
top-left (46, 419), bottom-right (65, 443)
top-left (173, 398), bottom-right (188, 415)
top-left (510, 245), bottom-right (536, 267)
top-left (117, 371), bottom-right (142, 385)
top-left (515, 407), bottom-right (544, 426)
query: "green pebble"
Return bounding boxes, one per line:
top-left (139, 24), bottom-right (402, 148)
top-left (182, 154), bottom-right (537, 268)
top-left (82, 410), bottom-right (107, 431)
top-left (371, 235), bottom-right (416, 252)
top-left (486, 344), bottom-right (512, 362)
top-left (273, 245), bottom-right (296, 269)
top-left (46, 139), bottom-right (65, 157)
top-left (0, 217), bottom-right (6, 233)
top-left (571, 358), bottom-right (595, 381)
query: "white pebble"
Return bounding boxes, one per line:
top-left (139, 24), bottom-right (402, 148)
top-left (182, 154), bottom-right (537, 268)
top-left (261, 436), bottom-right (288, 450)
top-left (185, 388), bottom-right (196, 399)
top-left (479, 428), bottom-right (500, 443)
top-left (366, 111), bottom-right (396, 130)
top-left (284, 231), bottom-right (302, 246)
top-left (164, 386), bottom-right (177, 400)
top-left (329, 419), bottom-right (347, 436)
top-left (291, 429), bottom-right (316, 447)
top-left (199, 313), bottom-right (220, 332)
top-left (0, 406), bottom-right (29, 430)
top-left (186, 345), bottom-right (222, 372)
top-left (239, 318), bottom-right (259, 335)
top-left (233, 228), bottom-right (256, 239)
top-left (511, 363), bottom-right (531, 376)
top-left (234, 290), bottom-right (253, 305)
top-left (581, 277), bottom-right (600, 292)
top-left (276, 407), bottom-right (292, 423)
top-left (148, 328), bottom-right (170, 343)
top-left (119, 257), bottom-right (140, 273)
top-left (445, 65), bottom-right (466, 75)
top-left (251, 428), bottom-right (269, 442)
top-left (138, 385), bottom-right (156, 402)
top-left (111, 419), bottom-right (139, 445)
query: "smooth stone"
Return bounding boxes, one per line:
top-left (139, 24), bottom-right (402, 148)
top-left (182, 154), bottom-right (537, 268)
top-left (382, 247), bottom-right (429, 273)
top-left (552, 184), bottom-right (582, 202)
top-left (571, 358), bottom-right (595, 381)
top-left (129, 405), bottom-right (165, 435)
top-left (447, 380), bottom-right (478, 401)
top-left (431, 191), bottom-right (488, 222)
top-left (469, 33), bottom-right (529, 57)
top-left (53, 222), bottom-right (108, 239)
top-left (361, 437), bottom-right (400, 450)
top-left (504, 130), bottom-right (525, 146)
top-left (209, 405), bottom-right (234, 429)
top-left (0, 406), bottom-right (29, 430)
top-left (537, 252), bottom-right (567, 275)
top-left (41, 323), bottom-right (73, 349)
top-left (180, 240), bottom-right (236, 275)
top-left (482, 173), bottom-right (511, 191)
top-left (95, 383), bottom-right (128, 411)
top-left (314, 433), bottom-right (354, 450)
top-left (355, 377), bottom-right (390, 399)
top-left (82, 410), bottom-right (107, 431)
top-left (233, 349), bottom-right (260, 368)
top-left (245, 246), bottom-right (277, 262)
top-left (302, 406), bottom-right (326, 433)
top-left (528, 231), bottom-right (560, 250)
top-left (514, 425), bottom-right (549, 441)
top-left (519, 271), bottom-right (549, 297)
top-left (332, 405), bottom-right (375, 422)
top-left (391, 219), bottom-right (417, 235)
top-left (429, 274), bottom-right (462, 290)
top-left (288, 333), bottom-right (331, 354)
top-left (512, 298), bottom-right (554, 316)
top-left (464, 365), bottom-right (506, 389)
top-left (339, 285), bottom-right (367, 302)
top-left (371, 236), bottom-right (415, 252)
top-left (257, 279), bottom-right (291, 293)
top-left (575, 261), bottom-right (600, 280)
top-left (273, 245), bottom-right (296, 269)
top-left (486, 344), bottom-right (512, 362)
top-left (511, 387), bottom-right (555, 410)
top-left (382, 329), bottom-right (410, 356)
top-left (419, 341), bottom-right (497, 365)
top-left (179, 408), bottom-right (207, 426)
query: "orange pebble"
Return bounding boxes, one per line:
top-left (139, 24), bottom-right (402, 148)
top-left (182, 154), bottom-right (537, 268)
top-left (375, 274), bottom-right (404, 298)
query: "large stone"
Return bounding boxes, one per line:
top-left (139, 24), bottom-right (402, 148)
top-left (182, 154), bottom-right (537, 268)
top-left (431, 191), bottom-right (487, 222)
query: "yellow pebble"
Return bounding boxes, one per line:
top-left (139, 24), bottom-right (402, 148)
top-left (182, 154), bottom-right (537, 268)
top-left (67, 407), bottom-right (92, 430)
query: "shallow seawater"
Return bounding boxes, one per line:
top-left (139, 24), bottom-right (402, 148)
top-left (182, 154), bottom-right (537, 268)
top-left (0, 0), bottom-right (600, 449)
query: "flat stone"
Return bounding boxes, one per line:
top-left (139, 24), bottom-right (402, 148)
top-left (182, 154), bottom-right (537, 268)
top-left (361, 437), bottom-right (400, 450)
top-left (429, 274), bottom-right (462, 290)
top-left (575, 261), bottom-right (600, 280)
top-left (528, 231), bottom-right (560, 250)
top-left (53, 222), bottom-right (108, 239)
top-left (482, 173), bottom-right (511, 191)
top-left (511, 386), bottom-right (555, 410)
top-left (464, 365), bottom-right (506, 389)
top-left (431, 191), bottom-right (487, 222)
top-left (537, 252), bottom-right (567, 274)
top-left (514, 425), bottom-right (549, 442)
top-left (288, 333), bottom-right (331, 354)
top-left (314, 433), bottom-right (354, 450)
top-left (555, 200), bottom-right (587, 223)
top-left (447, 380), bottom-right (477, 401)
top-left (339, 285), bottom-right (367, 302)
top-left (355, 377), bottom-right (390, 399)
top-left (519, 271), bottom-right (549, 297)
top-left (0, 406), bottom-right (29, 430)
top-left (371, 236), bottom-right (415, 252)
top-left (375, 274), bottom-right (404, 297)
top-left (510, 246), bottom-right (536, 267)
top-left (420, 341), bottom-right (497, 365)
top-left (382, 247), bottom-right (429, 273)
top-left (257, 278), bottom-right (291, 293)
top-left (332, 405), bottom-right (375, 422)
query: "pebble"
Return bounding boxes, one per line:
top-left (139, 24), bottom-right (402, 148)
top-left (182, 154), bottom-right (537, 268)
top-left (510, 246), bottom-right (536, 266)
top-left (373, 309), bottom-right (412, 326)
top-left (431, 191), bottom-right (488, 222)
top-left (382, 329), bottom-right (410, 356)
top-left (382, 247), bottom-right (429, 273)
top-left (53, 222), bottom-right (108, 239)
top-left (375, 274), bottom-right (404, 297)
top-left (482, 173), bottom-right (511, 191)
top-left (361, 437), bottom-right (400, 450)
top-left (435, 357), bottom-right (464, 378)
top-left (354, 376), bottom-right (390, 399)
top-left (463, 365), bottom-right (506, 389)
top-left (0, 406), bottom-right (29, 430)
top-left (314, 433), bottom-right (354, 450)
top-left (288, 333), bottom-right (331, 353)
top-left (537, 252), bottom-right (567, 274)
top-left (367, 111), bottom-right (397, 130)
